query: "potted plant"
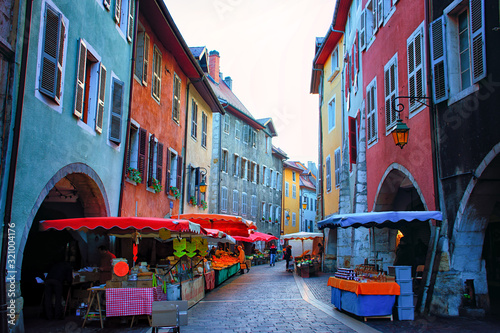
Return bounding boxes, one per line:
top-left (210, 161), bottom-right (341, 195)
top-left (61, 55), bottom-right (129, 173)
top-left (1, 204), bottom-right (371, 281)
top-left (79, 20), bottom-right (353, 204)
top-left (199, 199), bottom-right (208, 210)
top-left (169, 186), bottom-right (180, 199)
top-left (269, 217), bottom-right (272, 222)
top-left (275, 219), bottom-right (279, 223)
top-left (151, 178), bottom-right (162, 193)
top-left (189, 196), bottom-right (197, 206)
top-left (127, 167), bottom-right (142, 183)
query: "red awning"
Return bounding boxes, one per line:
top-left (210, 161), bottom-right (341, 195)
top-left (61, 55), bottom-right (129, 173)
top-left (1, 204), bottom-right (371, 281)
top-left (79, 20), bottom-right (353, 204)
top-left (39, 216), bottom-right (207, 235)
top-left (178, 213), bottom-right (256, 237)
top-left (233, 231), bottom-right (278, 243)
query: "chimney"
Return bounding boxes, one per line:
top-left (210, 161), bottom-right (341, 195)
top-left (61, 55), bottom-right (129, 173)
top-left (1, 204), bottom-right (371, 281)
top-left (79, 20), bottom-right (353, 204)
top-left (209, 50), bottom-right (220, 84)
top-left (224, 76), bottom-right (232, 90)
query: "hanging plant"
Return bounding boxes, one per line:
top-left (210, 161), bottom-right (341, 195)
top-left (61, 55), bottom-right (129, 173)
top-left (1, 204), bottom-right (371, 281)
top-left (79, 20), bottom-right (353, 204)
top-left (199, 199), bottom-right (208, 210)
top-left (169, 186), bottom-right (181, 199)
top-left (127, 167), bottom-right (142, 183)
top-left (152, 178), bottom-right (162, 193)
top-left (189, 196), bottom-right (197, 206)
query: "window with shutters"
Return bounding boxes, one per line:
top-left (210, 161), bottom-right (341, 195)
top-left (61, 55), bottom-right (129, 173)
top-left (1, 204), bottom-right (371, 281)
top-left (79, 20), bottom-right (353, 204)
top-left (261, 202), bottom-right (266, 220)
top-left (172, 74), bottom-right (181, 122)
top-left (38, 3), bottom-right (67, 106)
top-left (271, 170), bottom-right (276, 189)
top-left (407, 24), bottom-right (426, 114)
top-left (292, 213), bottom-right (296, 227)
top-left (292, 171), bottom-right (296, 182)
top-left (201, 112), bottom-right (208, 148)
top-left (242, 192), bottom-right (247, 216)
top-left (242, 124), bottom-right (249, 143)
top-left (262, 165), bottom-right (267, 185)
top-left (292, 184), bottom-right (296, 199)
top-left (250, 129), bottom-right (257, 148)
top-left (166, 149), bottom-right (180, 189)
top-left (126, 123), bottom-right (140, 182)
top-left (251, 195), bottom-right (257, 217)
top-left (191, 99), bottom-right (198, 140)
top-left (73, 39), bottom-right (107, 135)
top-left (349, 116), bottom-right (358, 165)
top-left (147, 134), bottom-right (163, 190)
top-left (334, 148), bottom-right (341, 188)
top-left (241, 158), bottom-right (248, 180)
top-left (235, 120), bottom-right (241, 140)
top-left (328, 47), bottom-right (339, 81)
top-left (366, 78), bottom-right (378, 145)
top-left (232, 190), bottom-right (239, 214)
top-left (221, 149), bottom-right (228, 173)
top-left (285, 181), bottom-right (289, 197)
top-left (134, 26), bottom-right (149, 86)
top-left (326, 155), bottom-right (332, 192)
top-left (109, 78), bottom-right (124, 144)
top-left (384, 54), bottom-right (398, 131)
top-left (233, 154), bottom-right (240, 177)
top-left (152, 45), bottom-right (162, 102)
top-left (114, 0), bottom-right (134, 42)
top-left (269, 204), bottom-right (273, 221)
top-left (430, 0), bottom-right (486, 104)
top-left (277, 173), bottom-right (281, 191)
top-left (363, 1), bottom-right (375, 48)
top-left (250, 162), bottom-right (256, 182)
top-left (223, 114), bottom-right (230, 134)
top-left (221, 187), bottom-right (228, 212)
top-left (328, 96), bottom-right (335, 132)
top-left (247, 160), bottom-right (252, 182)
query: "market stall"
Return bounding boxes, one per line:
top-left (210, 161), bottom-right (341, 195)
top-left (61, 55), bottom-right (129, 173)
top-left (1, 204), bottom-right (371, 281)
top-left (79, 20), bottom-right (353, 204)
top-left (178, 213), bottom-right (257, 237)
top-left (281, 232), bottom-right (323, 276)
top-left (39, 217), bottom-right (212, 326)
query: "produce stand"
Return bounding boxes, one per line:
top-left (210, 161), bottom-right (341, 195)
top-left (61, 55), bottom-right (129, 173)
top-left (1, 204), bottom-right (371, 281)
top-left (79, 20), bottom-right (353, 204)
top-left (214, 264), bottom-right (239, 286)
top-left (328, 274), bottom-right (400, 321)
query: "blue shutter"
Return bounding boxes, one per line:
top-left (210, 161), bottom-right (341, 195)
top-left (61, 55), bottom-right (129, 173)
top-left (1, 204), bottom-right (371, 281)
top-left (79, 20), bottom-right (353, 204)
top-left (429, 16), bottom-right (449, 103)
top-left (40, 5), bottom-right (62, 102)
top-left (470, 0), bottom-right (486, 83)
top-left (109, 79), bottom-right (124, 144)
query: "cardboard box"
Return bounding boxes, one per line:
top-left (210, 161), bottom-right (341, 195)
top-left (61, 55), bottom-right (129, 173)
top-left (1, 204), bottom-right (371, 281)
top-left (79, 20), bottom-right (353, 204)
top-left (121, 280), bottom-right (137, 288)
top-left (112, 273), bottom-right (128, 281)
top-left (106, 280), bottom-right (122, 288)
top-left (136, 280), bottom-right (153, 288)
top-left (151, 303), bottom-right (177, 327)
top-left (152, 301), bottom-right (188, 326)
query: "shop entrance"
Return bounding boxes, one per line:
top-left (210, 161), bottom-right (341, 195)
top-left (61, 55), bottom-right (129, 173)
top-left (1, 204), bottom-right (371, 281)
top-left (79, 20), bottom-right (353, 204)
top-left (20, 171), bottom-right (108, 318)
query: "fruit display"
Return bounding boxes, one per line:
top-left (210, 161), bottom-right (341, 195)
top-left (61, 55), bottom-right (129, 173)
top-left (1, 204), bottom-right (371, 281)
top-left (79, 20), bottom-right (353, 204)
top-left (211, 253), bottom-right (239, 270)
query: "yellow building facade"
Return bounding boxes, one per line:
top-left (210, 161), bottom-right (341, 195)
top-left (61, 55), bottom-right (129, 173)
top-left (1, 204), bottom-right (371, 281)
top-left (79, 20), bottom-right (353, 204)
top-left (282, 162), bottom-right (303, 235)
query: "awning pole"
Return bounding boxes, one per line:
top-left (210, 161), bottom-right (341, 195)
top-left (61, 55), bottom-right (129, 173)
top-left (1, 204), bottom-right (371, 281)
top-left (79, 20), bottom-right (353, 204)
top-left (419, 220), bottom-right (441, 314)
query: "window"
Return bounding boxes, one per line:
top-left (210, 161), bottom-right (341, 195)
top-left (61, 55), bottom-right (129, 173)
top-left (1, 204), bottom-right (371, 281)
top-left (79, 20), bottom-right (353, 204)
top-left (134, 27), bottom-right (149, 86)
top-left (366, 78), bottom-right (378, 144)
top-left (277, 173), bottom-right (281, 191)
top-left (137, 127), bottom-right (147, 181)
top-left (39, 3), bottom-right (66, 105)
top-left (115, 0), bottom-right (135, 42)
top-left (223, 114), bottom-right (230, 134)
top-left (362, 1), bottom-right (375, 47)
top-left (109, 78), bottom-right (124, 144)
top-left (268, 204), bottom-right (273, 221)
top-left (430, 0), bottom-right (485, 104)
top-left (326, 155), bottom-right (331, 192)
top-left (266, 168), bottom-right (270, 186)
top-left (349, 116), bottom-right (357, 164)
top-left (384, 54), bottom-right (398, 131)
top-left (201, 112), bottom-right (208, 148)
top-left (250, 162), bottom-right (257, 182)
top-left (250, 129), bottom-right (257, 148)
top-left (165, 148), bottom-right (181, 191)
top-left (261, 202), bottom-right (266, 220)
top-left (242, 192), bottom-right (247, 215)
top-left (330, 47), bottom-right (339, 77)
top-left (328, 97), bottom-right (335, 131)
top-left (292, 213), bottom-right (296, 227)
top-left (266, 136), bottom-right (271, 154)
top-left (247, 160), bottom-right (252, 182)
top-left (172, 74), bottom-right (181, 122)
top-left (251, 195), bottom-right (257, 217)
top-left (285, 181), bottom-right (289, 197)
top-left (335, 148), bottom-right (341, 188)
top-left (276, 206), bottom-right (281, 222)
top-left (235, 120), bottom-right (241, 140)
top-left (271, 170), bottom-right (275, 189)
top-left (191, 99), bottom-right (198, 139)
top-left (243, 125), bottom-right (249, 143)
top-left (292, 184), bottom-right (296, 199)
top-left (241, 158), bottom-right (248, 180)
top-left (292, 172), bottom-right (296, 182)
top-left (233, 154), bottom-right (240, 177)
top-left (221, 149), bottom-right (228, 173)
top-left (221, 187), bottom-right (228, 212)
top-left (152, 45), bottom-right (161, 102)
top-left (147, 134), bottom-right (163, 189)
top-left (126, 123), bottom-right (140, 181)
top-left (262, 166), bottom-right (267, 185)
top-left (407, 25), bottom-right (425, 113)
top-left (73, 40), bottom-right (107, 134)
top-left (232, 190), bottom-right (239, 214)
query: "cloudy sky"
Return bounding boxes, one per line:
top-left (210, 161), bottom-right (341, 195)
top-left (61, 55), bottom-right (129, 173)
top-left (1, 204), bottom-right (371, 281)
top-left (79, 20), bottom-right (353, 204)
top-left (164, 0), bottom-right (335, 164)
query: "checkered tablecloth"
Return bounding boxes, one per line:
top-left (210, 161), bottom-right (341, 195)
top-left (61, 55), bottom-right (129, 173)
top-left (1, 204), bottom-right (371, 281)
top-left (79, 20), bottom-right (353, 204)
top-left (106, 286), bottom-right (167, 317)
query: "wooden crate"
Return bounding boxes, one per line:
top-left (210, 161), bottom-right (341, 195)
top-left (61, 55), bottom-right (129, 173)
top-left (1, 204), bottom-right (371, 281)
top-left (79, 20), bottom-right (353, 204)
top-left (106, 280), bottom-right (122, 288)
top-left (121, 280), bottom-right (137, 288)
top-left (136, 280), bottom-right (153, 288)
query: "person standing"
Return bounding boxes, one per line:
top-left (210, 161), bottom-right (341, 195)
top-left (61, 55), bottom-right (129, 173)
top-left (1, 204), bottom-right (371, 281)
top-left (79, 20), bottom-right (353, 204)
top-left (98, 245), bottom-right (116, 283)
top-left (238, 246), bottom-right (246, 274)
top-left (44, 260), bottom-right (73, 320)
top-left (269, 244), bottom-right (277, 267)
top-left (284, 245), bottom-right (292, 272)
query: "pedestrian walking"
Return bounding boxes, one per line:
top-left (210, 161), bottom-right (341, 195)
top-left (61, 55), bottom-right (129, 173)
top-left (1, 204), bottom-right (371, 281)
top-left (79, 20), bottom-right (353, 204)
top-left (284, 245), bottom-right (293, 272)
top-left (269, 244), bottom-right (277, 266)
top-left (238, 245), bottom-right (247, 274)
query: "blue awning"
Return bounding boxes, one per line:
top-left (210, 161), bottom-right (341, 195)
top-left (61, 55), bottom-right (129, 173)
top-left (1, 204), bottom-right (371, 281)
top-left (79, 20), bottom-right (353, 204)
top-left (317, 211), bottom-right (443, 229)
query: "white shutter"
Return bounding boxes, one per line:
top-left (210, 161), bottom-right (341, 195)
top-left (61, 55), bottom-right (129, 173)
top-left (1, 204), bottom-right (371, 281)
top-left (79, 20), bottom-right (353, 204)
top-left (74, 39), bottom-right (87, 119)
top-left (40, 5), bottom-right (62, 102)
top-left (114, 0), bottom-right (122, 23)
top-left (384, 59), bottom-right (397, 129)
top-left (103, 0), bottom-right (110, 10)
top-left (360, 9), bottom-right (366, 51)
top-left (373, 1), bottom-right (378, 33)
top-left (408, 29), bottom-right (424, 111)
top-left (142, 33), bottom-right (150, 86)
top-left (95, 64), bottom-right (106, 133)
top-left (109, 79), bottom-right (124, 144)
top-left (127, 0), bottom-right (135, 42)
top-left (392, 0), bottom-right (398, 5)
top-left (55, 18), bottom-right (65, 103)
top-left (377, 0), bottom-right (384, 27)
top-left (429, 16), bottom-right (449, 103)
top-left (470, 0), bottom-right (486, 83)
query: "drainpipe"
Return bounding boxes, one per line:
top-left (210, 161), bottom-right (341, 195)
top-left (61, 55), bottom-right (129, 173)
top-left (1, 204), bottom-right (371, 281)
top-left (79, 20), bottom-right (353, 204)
top-left (118, 0), bottom-right (139, 217)
top-left (419, 0), bottom-right (444, 315)
top-left (179, 81), bottom-right (192, 215)
top-left (1, 0), bottom-right (33, 331)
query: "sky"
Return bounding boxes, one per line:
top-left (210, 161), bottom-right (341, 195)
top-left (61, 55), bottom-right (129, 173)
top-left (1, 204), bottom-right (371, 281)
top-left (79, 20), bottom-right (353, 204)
top-left (163, 0), bottom-right (335, 164)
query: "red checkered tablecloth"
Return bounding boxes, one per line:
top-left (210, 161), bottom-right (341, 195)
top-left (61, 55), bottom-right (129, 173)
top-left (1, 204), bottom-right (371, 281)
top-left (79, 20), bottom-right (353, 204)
top-left (106, 286), bottom-right (167, 317)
